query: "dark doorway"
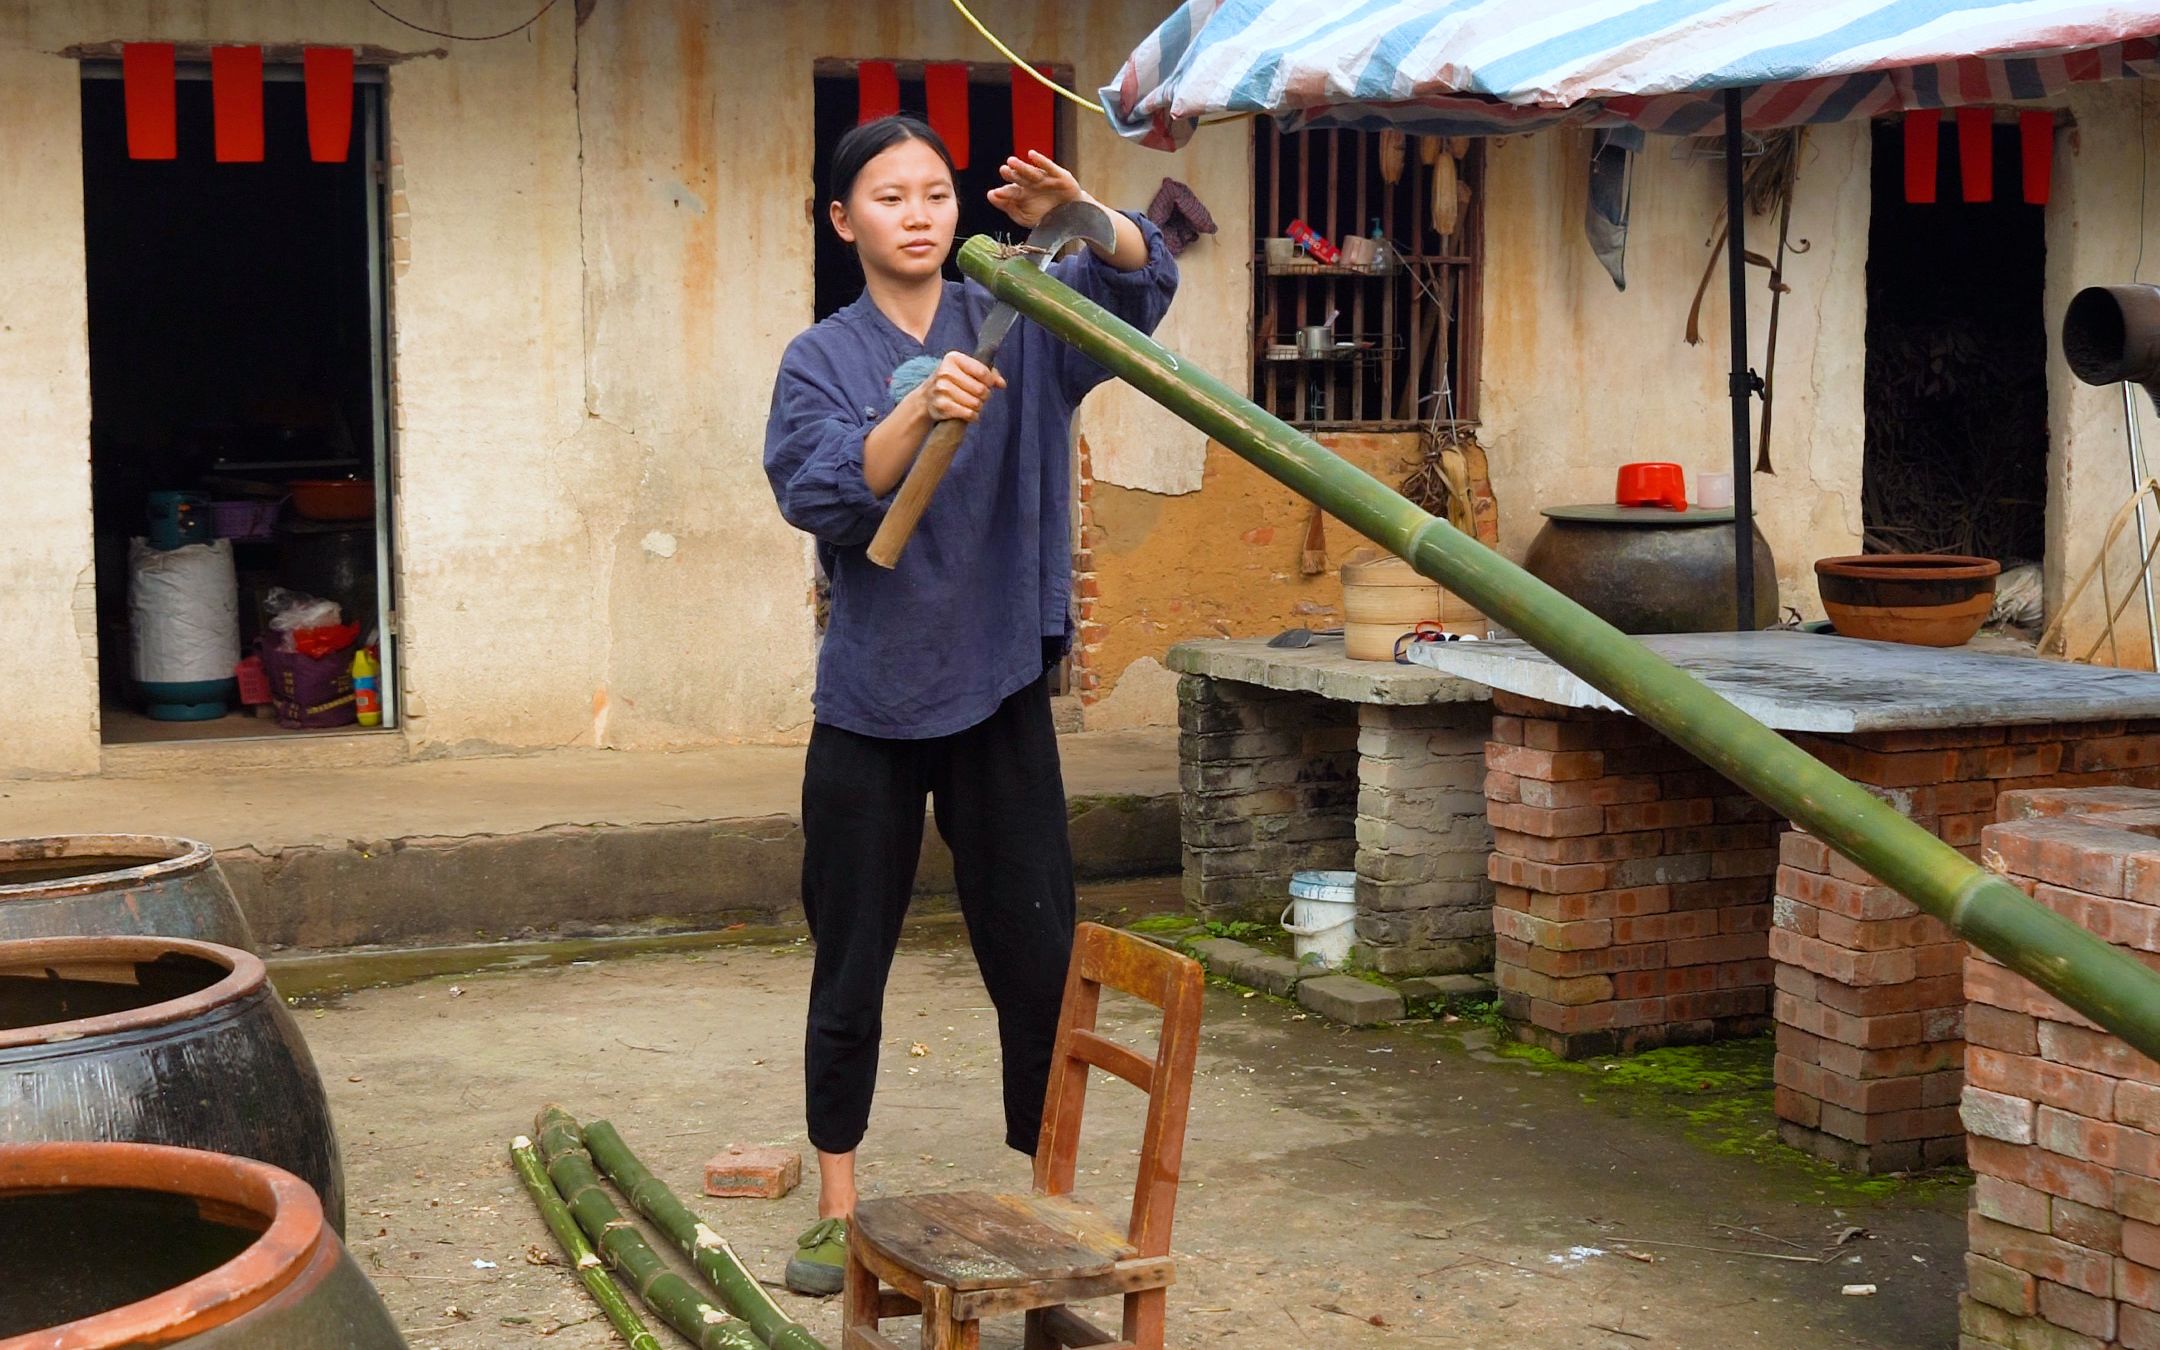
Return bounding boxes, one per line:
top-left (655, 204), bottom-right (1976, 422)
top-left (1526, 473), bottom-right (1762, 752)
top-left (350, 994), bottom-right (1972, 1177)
top-left (81, 65), bottom-right (394, 743)
top-left (1862, 119), bottom-right (2048, 569)
top-left (810, 63), bottom-right (1067, 321)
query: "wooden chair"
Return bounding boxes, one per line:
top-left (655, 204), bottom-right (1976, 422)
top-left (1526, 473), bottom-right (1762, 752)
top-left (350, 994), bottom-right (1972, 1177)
top-left (842, 922), bottom-right (1206, 1350)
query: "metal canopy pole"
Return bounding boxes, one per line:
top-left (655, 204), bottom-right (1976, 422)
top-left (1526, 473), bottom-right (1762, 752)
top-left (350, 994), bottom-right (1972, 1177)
top-left (1724, 87), bottom-right (1756, 630)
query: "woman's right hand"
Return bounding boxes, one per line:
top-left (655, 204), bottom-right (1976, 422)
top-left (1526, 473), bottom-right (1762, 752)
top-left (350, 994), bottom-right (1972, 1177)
top-left (918, 351), bottom-right (1006, 423)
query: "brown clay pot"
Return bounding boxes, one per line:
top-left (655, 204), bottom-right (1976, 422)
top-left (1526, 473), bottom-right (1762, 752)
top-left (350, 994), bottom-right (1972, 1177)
top-left (0, 835), bottom-right (254, 950)
top-left (0, 1140), bottom-right (403, 1347)
top-left (0, 936), bottom-right (343, 1232)
top-left (1814, 554), bottom-right (2001, 647)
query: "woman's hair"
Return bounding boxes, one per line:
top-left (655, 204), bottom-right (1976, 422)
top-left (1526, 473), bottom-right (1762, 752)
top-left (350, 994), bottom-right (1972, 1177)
top-left (829, 114), bottom-right (957, 207)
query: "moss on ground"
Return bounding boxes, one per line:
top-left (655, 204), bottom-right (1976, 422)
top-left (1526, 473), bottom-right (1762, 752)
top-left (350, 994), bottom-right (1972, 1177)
top-left (1127, 913), bottom-right (1203, 936)
top-left (1480, 1035), bottom-right (1971, 1208)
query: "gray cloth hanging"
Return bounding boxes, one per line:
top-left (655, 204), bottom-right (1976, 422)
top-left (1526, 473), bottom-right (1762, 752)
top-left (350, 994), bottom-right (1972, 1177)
top-left (1585, 126), bottom-right (1644, 290)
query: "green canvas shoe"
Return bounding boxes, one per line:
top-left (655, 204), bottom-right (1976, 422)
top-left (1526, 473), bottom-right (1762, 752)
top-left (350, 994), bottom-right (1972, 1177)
top-left (784, 1216), bottom-right (848, 1297)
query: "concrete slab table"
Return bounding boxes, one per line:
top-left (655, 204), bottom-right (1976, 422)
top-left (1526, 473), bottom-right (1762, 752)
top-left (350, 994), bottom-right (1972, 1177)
top-left (1407, 630), bottom-right (2160, 1172)
top-left (1166, 637), bottom-right (1493, 976)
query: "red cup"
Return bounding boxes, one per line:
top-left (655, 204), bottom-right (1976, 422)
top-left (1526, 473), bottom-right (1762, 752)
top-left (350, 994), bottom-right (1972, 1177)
top-left (1615, 461), bottom-right (1687, 511)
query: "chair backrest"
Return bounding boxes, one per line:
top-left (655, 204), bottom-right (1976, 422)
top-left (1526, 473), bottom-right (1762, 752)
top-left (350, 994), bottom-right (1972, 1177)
top-left (1031, 922), bottom-right (1206, 1260)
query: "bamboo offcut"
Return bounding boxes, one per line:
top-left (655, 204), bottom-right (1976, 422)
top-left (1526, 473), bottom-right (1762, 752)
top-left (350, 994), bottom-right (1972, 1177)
top-left (535, 1107), bottom-right (766, 1350)
top-left (583, 1119), bottom-right (829, 1350)
top-left (955, 233), bottom-right (2160, 1065)
top-left (509, 1135), bottom-right (664, 1350)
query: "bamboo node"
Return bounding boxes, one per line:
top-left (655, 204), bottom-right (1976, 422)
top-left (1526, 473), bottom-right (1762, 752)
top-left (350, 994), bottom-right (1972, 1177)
top-left (576, 1254), bottom-right (601, 1269)
top-left (694, 1222), bottom-right (724, 1250)
top-left (603, 1219), bottom-right (636, 1232)
top-left (701, 1307), bottom-right (734, 1324)
top-left (511, 1135), bottom-right (532, 1149)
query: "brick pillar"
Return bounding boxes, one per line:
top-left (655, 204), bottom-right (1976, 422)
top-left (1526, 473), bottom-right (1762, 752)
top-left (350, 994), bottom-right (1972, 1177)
top-left (1484, 694), bottom-right (1777, 1058)
top-left (1354, 703), bottom-right (1494, 975)
top-left (1177, 675), bottom-right (1358, 915)
top-left (1770, 829), bottom-right (1966, 1173)
top-left (1770, 723), bottom-right (2160, 1172)
top-left (1960, 788), bottom-right (2160, 1350)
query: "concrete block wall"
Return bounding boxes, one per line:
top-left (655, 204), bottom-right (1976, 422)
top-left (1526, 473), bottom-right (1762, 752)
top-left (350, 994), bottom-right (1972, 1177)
top-left (1483, 693), bottom-right (1779, 1058)
top-left (1177, 675), bottom-right (1358, 914)
top-left (1355, 702), bottom-right (1495, 974)
top-left (1960, 787), bottom-right (2160, 1350)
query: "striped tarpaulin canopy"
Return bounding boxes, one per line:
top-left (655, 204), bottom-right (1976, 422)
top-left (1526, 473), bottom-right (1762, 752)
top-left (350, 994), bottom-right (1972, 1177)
top-left (1104, 0), bottom-right (2160, 148)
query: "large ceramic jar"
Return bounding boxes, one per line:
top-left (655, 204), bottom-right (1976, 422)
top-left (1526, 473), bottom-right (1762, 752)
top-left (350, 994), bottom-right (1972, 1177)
top-left (0, 1140), bottom-right (402, 1346)
top-left (0, 935), bottom-right (342, 1231)
top-left (1523, 504), bottom-right (1780, 633)
top-left (0, 836), bottom-right (254, 950)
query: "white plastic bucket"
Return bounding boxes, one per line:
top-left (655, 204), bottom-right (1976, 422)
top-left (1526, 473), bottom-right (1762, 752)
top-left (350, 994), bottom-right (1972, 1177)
top-left (1282, 869), bottom-right (1358, 969)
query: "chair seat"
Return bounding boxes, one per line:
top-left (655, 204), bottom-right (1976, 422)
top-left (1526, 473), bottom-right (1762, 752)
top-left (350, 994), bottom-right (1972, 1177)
top-left (851, 1190), bottom-right (1138, 1291)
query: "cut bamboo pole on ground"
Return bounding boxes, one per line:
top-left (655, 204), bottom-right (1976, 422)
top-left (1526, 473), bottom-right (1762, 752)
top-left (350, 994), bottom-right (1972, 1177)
top-left (535, 1107), bottom-right (766, 1350)
top-left (955, 233), bottom-right (2160, 1064)
top-left (584, 1119), bottom-right (828, 1350)
top-left (509, 1135), bottom-right (665, 1350)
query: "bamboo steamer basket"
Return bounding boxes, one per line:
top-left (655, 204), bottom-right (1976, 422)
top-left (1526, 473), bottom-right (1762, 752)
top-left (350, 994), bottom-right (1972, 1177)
top-left (1340, 550), bottom-right (1483, 660)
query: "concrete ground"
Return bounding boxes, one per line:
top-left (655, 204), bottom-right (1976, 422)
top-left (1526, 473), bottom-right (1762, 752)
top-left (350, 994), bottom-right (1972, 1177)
top-left (294, 915), bottom-right (1967, 1350)
top-left (0, 731), bottom-right (1177, 949)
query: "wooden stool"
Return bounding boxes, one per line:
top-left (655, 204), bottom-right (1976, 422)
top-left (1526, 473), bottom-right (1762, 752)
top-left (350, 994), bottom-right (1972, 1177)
top-left (842, 922), bottom-right (1205, 1349)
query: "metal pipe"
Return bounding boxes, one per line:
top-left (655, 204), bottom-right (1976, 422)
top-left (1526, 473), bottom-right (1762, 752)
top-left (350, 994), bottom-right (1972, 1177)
top-left (2123, 382), bottom-right (2160, 670)
top-left (1724, 88), bottom-right (1756, 630)
top-left (959, 234), bottom-right (2160, 1063)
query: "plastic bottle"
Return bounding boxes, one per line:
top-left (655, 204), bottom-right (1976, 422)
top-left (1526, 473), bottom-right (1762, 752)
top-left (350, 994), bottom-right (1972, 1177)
top-left (352, 647), bottom-right (382, 727)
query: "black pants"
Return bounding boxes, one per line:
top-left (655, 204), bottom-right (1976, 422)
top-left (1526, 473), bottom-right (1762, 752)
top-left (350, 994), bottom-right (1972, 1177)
top-left (800, 669), bottom-right (1077, 1157)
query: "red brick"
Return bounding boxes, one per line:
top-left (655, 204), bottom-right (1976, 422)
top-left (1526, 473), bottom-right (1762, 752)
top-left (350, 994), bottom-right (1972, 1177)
top-left (1497, 884), bottom-right (1670, 923)
top-left (2122, 1173), bottom-right (2160, 1227)
top-left (1660, 769), bottom-right (1741, 799)
top-left (1716, 959), bottom-right (1773, 990)
top-left (1601, 743), bottom-right (1705, 776)
top-left (1862, 726), bottom-right (2010, 753)
top-left (1814, 973), bottom-right (1964, 1018)
top-left (2036, 1105), bottom-right (2132, 1168)
top-left (1938, 812), bottom-right (1992, 848)
top-left (1613, 910), bottom-right (1719, 944)
top-left (1665, 823), bottom-right (1778, 855)
top-left (2053, 1197), bottom-right (2125, 1255)
top-left (1488, 801), bottom-right (1605, 838)
top-left (1775, 1083), bottom-right (1821, 1128)
top-left (1518, 774), bottom-right (1660, 810)
top-left (1776, 866), bottom-right (1919, 921)
top-left (1819, 1101), bottom-right (1958, 1144)
top-left (2040, 1020), bottom-right (2160, 1089)
top-left (1714, 794), bottom-right (1785, 824)
top-left (1522, 715), bottom-right (1654, 752)
top-left (1774, 993), bottom-right (1927, 1050)
top-left (1985, 819), bottom-right (2135, 897)
top-left (1525, 998), bottom-right (1624, 1035)
top-left (1665, 987), bottom-right (1766, 1022)
top-left (1966, 1004), bottom-right (2042, 1056)
top-left (2084, 894), bottom-right (2160, 953)
top-left (2037, 1279), bottom-right (2118, 1341)
top-left (1711, 848), bottom-right (1783, 880)
top-left (1613, 966), bottom-right (1715, 1000)
top-left (1494, 963), bottom-right (1613, 1006)
top-left (1607, 995), bottom-right (1677, 1028)
top-left (1769, 928), bottom-right (1917, 986)
top-left (1965, 1253), bottom-right (2038, 1316)
top-left (1914, 942), bottom-right (1969, 978)
top-left (1483, 769), bottom-right (1523, 804)
top-left (1967, 1047), bottom-right (2118, 1121)
top-left (2121, 1082), bottom-right (2160, 1133)
top-left (1486, 743), bottom-right (1604, 782)
top-left (1493, 827), bottom-right (1666, 866)
top-left (1489, 854), bottom-right (1612, 895)
top-left (1666, 933), bottom-right (1766, 967)
top-left (1490, 715), bottom-right (1526, 746)
top-left (2127, 1220), bottom-right (2160, 1268)
top-left (1501, 937), bottom-right (1667, 980)
top-left (1670, 876), bottom-right (1776, 911)
top-left (1492, 907), bottom-right (1611, 951)
top-left (1814, 910), bottom-right (1958, 952)
top-left (1974, 1174), bottom-right (2053, 1231)
top-left (1968, 1138), bottom-right (2114, 1208)
top-left (2122, 1304), bottom-right (2160, 1350)
top-left (703, 1144), bottom-right (802, 1199)
top-left (1975, 743), bottom-right (2066, 780)
top-left (1603, 797), bottom-right (1717, 833)
top-left (1815, 1037), bottom-right (1961, 1081)
top-left (2069, 734), bottom-right (2160, 772)
top-left (1968, 1213), bottom-right (2114, 1297)
top-left (1964, 958), bottom-right (2098, 1030)
top-left (1781, 831), bottom-right (1832, 873)
top-left (1720, 903), bottom-right (1773, 934)
top-left (2121, 1257), bottom-right (2160, 1313)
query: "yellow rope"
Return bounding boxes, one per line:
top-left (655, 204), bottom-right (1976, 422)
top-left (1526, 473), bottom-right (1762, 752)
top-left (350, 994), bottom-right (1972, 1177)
top-left (948, 0), bottom-right (1106, 114)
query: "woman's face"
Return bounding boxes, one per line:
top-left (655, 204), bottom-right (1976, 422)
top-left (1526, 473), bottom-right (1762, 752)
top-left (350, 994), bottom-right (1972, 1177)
top-left (830, 137), bottom-right (958, 283)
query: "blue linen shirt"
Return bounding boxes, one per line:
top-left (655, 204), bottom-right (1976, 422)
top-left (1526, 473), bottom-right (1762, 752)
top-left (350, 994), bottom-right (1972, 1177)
top-left (764, 212), bottom-right (1178, 739)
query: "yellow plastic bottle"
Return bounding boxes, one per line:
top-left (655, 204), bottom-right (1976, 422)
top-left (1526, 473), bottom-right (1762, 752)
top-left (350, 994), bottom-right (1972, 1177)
top-left (352, 647), bottom-right (382, 727)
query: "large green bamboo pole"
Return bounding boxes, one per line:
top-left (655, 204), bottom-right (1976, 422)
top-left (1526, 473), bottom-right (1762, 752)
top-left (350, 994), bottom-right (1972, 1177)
top-left (956, 234), bottom-right (2160, 1062)
top-left (509, 1135), bottom-right (666, 1350)
top-left (583, 1120), bottom-right (828, 1350)
top-left (535, 1108), bottom-right (767, 1350)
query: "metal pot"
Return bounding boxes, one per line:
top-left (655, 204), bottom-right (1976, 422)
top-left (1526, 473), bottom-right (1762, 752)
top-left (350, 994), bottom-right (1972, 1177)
top-left (1522, 504), bottom-right (1779, 633)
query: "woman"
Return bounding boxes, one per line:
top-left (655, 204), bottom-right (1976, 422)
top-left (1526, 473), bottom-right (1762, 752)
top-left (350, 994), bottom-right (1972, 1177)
top-left (762, 115), bottom-right (1176, 1296)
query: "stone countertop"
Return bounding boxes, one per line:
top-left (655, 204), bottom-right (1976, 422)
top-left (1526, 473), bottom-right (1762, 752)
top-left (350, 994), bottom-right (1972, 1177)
top-left (1399, 629), bottom-right (2160, 733)
top-left (1167, 637), bottom-right (1489, 706)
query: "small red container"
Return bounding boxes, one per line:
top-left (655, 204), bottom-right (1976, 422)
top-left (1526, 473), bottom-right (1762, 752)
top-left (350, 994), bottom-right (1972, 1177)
top-left (1615, 461), bottom-right (1687, 511)
top-left (233, 655), bottom-right (271, 706)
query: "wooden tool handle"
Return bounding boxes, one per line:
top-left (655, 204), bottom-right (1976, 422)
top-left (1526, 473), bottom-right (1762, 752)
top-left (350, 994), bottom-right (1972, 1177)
top-left (866, 415), bottom-right (970, 568)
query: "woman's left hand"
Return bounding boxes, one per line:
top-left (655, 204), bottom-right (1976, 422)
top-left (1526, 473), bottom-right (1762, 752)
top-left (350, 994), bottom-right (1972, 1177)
top-left (988, 151), bottom-right (1089, 229)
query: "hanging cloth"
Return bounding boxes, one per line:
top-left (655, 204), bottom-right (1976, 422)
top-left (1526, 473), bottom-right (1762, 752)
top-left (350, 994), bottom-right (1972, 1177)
top-left (1144, 177), bottom-right (1217, 255)
top-left (1583, 126), bottom-right (1643, 291)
